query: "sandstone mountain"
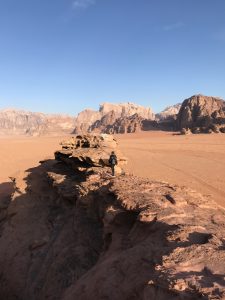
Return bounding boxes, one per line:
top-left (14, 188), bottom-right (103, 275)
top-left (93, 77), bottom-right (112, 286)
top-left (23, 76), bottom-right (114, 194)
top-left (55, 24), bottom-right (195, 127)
top-left (90, 112), bottom-right (159, 134)
top-left (2, 95), bottom-right (225, 136)
top-left (0, 109), bottom-right (75, 136)
top-left (156, 103), bottom-right (181, 121)
top-left (177, 94), bottom-right (225, 131)
top-left (1, 134), bottom-right (225, 300)
top-left (73, 102), bottom-right (155, 133)
top-left (98, 102), bottom-right (154, 119)
top-left (72, 109), bottom-right (101, 134)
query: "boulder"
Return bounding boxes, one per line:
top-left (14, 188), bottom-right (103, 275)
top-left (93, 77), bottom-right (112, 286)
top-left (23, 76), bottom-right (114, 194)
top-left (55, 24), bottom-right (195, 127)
top-left (191, 127), bottom-right (201, 134)
top-left (220, 127), bottom-right (225, 133)
top-left (209, 124), bottom-right (220, 133)
top-left (180, 128), bottom-right (191, 135)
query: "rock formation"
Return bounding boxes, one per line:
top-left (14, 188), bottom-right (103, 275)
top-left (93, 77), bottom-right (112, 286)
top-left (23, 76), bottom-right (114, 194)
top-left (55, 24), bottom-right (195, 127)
top-left (99, 102), bottom-right (154, 119)
top-left (2, 95), bottom-right (225, 136)
top-left (90, 110), bottom-right (118, 133)
top-left (180, 128), bottom-right (192, 135)
top-left (90, 112), bottom-right (161, 134)
top-left (73, 102), bottom-right (155, 133)
top-left (1, 134), bottom-right (225, 299)
top-left (72, 109), bottom-right (101, 134)
top-left (156, 103), bottom-right (182, 121)
top-left (0, 109), bottom-right (75, 136)
top-left (90, 113), bottom-right (145, 134)
top-left (177, 95), bottom-right (225, 132)
top-left (55, 134), bottom-right (127, 175)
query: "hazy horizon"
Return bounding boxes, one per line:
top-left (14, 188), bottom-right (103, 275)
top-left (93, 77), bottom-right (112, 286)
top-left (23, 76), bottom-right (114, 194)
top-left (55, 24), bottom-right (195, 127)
top-left (0, 0), bottom-right (225, 114)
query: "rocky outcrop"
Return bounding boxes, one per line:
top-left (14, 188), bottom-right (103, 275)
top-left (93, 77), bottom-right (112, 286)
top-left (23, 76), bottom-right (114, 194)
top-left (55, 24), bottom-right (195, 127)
top-left (55, 134), bottom-right (127, 175)
top-left (90, 113), bottom-right (161, 134)
top-left (1, 135), bottom-right (225, 299)
top-left (156, 103), bottom-right (182, 121)
top-left (108, 113), bottom-right (144, 133)
top-left (99, 102), bottom-right (154, 119)
top-left (0, 109), bottom-right (75, 136)
top-left (90, 113), bottom-right (144, 134)
top-left (177, 95), bottom-right (225, 131)
top-left (90, 110), bottom-right (118, 133)
top-left (73, 109), bottom-right (101, 134)
top-left (180, 128), bottom-right (192, 135)
top-left (73, 102), bottom-right (155, 133)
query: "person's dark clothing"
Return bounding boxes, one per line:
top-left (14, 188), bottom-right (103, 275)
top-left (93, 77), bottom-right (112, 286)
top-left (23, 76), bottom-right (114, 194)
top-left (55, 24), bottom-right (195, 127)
top-left (109, 154), bottom-right (118, 176)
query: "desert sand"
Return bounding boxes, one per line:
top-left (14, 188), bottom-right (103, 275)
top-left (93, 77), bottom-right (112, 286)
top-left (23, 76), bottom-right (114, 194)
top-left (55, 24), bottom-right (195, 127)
top-left (0, 132), bottom-right (225, 206)
top-left (118, 131), bottom-right (225, 206)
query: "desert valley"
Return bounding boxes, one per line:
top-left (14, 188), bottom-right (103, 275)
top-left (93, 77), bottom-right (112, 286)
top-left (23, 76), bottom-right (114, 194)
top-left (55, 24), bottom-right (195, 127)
top-left (1, 132), bottom-right (225, 206)
top-left (1, 94), bottom-right (225, 299)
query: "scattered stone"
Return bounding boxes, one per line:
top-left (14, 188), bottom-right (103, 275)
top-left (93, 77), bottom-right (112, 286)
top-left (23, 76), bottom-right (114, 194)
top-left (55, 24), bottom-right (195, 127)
top-left (180, 128), bottom-right (191, 135)
top-left (191, 127), bottom-right (201, 134)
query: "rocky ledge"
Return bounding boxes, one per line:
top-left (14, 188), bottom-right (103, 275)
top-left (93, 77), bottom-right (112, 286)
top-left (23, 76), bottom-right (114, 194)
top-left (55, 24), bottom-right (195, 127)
top-left (0, 135), bottom-right (225, 300)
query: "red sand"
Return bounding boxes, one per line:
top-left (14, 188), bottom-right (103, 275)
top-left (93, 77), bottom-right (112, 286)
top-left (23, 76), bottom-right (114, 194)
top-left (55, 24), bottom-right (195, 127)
top-left (0, 132), bottom-right (225, 206)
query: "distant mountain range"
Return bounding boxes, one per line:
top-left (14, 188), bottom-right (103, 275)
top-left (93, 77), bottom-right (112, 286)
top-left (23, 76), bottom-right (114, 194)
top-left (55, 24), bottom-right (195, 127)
top-left (0, 95), bottom-right (225, 136)
top-left (0, 109), bottom-right (75, 136)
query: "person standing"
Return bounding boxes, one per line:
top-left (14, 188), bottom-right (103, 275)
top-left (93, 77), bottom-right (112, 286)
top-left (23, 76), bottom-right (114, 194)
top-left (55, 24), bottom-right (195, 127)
top-left (109, 151), bottom-right (118, 176)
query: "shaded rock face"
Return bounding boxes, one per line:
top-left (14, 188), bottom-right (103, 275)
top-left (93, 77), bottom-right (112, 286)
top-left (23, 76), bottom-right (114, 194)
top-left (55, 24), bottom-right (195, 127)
top-left (156, 103), bottom-right (182, 121)
top-left (0, 109), bottom-right (75, 136)
top-left (90, 110), bottom-right (118, 133)
top-left (73, 102), bottom-right (155, 134)
top-left (90, 113), bottom-right (144, 134)
top-left (90, 113), bottom-right (161, 134)
top-left (1, 135), bottom-right (225, 300)
top-left (177, 95), bottom-right (225, 131)
top-left (109, 113), bottom-right (143, 133)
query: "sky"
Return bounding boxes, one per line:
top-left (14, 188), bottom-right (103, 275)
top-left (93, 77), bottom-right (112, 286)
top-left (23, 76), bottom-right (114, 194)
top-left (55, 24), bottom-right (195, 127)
top-left (0, 0), bottom-right (225, 115)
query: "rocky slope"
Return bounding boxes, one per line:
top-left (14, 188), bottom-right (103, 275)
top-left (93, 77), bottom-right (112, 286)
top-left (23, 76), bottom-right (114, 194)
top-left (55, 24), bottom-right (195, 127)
top-left (73, 102), bottom-right (155, 133)
top-left (0, 135), bottom-right (225, 300)
top-left (0, 109), bottom-right (75, 136)
top-left (90, 112), bottom-right (144, 133)
top-left (99, 102), bottom-right (154, 119)
top-left (177, 95), bottom-right (225, 131)
top-left (156, 103), bottom-right (182, 121)
top-left (90, 113), bottom-right (160, 134)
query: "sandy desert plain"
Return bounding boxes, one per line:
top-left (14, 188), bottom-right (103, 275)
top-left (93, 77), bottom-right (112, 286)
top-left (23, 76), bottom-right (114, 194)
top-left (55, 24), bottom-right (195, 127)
top-left (0, 131), bottom-right (225, 206)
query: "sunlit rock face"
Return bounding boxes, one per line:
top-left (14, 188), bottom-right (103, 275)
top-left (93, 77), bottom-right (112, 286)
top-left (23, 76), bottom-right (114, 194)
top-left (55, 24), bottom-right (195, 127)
top-left (156, 103), bottom-right (182, 121)
top-left (177, 94), bottom-right (225, 131)
top-left (1, 134), bottom-right (225, 300)
top-left (73, 102), bottom-right (155, 134)
top-left (0, 109), bottom-right (75, 136)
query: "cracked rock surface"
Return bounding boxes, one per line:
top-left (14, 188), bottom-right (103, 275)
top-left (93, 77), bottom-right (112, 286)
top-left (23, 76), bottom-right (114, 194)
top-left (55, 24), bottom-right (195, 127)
top-left (0, 135), bottom-right (225, 300)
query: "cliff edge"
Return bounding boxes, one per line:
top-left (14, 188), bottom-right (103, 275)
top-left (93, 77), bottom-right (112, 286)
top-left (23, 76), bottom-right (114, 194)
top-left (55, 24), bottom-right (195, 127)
top-left (0, 135), bottom-right (225, 300)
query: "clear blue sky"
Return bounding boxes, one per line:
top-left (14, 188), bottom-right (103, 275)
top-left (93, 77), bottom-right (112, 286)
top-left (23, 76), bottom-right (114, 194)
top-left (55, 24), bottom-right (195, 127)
top-left (0, 0), bottom-right (225, 115)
